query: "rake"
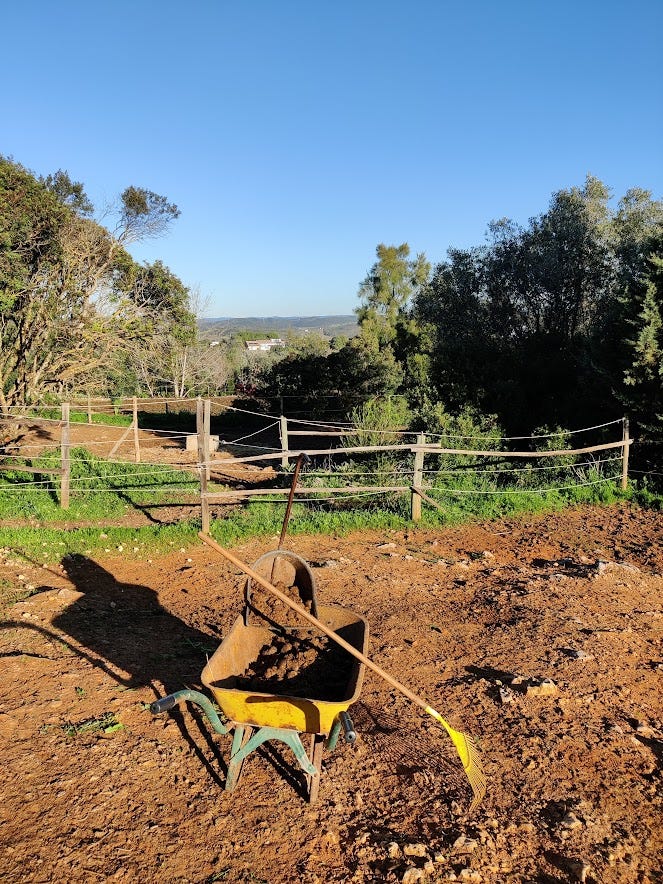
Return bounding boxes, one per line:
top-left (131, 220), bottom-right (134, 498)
top-left (198, 531), bottom-right (487, 810)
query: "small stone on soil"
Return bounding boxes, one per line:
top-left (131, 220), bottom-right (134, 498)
top-left (452, 836), bottom-right (479, 855)
top-left (401, 868), bottom-right (425, 883)
top-left (403, 843), bottom-right (428, 858)
top-left (560, 811), bottom-right (583, 830)
top-left (499, 687), bottom-right (515, 704)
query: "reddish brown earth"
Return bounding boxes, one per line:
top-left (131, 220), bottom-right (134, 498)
top-left (1, 504), bottom-right (662, 883)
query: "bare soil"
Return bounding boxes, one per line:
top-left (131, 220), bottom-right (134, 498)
top-left (1, 504), bottom-right (662, 883)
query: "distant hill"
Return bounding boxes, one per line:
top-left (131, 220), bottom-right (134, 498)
top-left (199, 315), bottom-right (358, 340)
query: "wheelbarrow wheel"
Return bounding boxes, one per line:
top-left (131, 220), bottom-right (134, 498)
top-left (306, 734), bottom-right (325, 803)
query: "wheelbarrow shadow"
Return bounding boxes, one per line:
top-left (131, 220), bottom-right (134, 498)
top-left (47, 555), bottom-right (315, 799)
top-left (48, 555), bottom-right (229, 788)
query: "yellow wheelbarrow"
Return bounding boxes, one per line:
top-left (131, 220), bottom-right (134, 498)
top-left (151, 549), bottom-right (368, 802)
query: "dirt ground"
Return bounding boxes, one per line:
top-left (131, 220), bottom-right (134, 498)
top-left (1, 503), bottom-right (662, 883)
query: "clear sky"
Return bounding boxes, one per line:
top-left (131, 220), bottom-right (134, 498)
top-left (3, 0), bottom-right (662, 317)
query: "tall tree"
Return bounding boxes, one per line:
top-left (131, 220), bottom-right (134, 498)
top-left (356, 243), bottom-right (430, 404)
top-left (619, 240), bottom-right (663, 434)
top-left (414, 176), bottom-right (655, 432)
top-left (115, 260), bottom-right (198, 397)
top-left (0, 157), bottom-right (181, 410)
top-left (357, 243), bottom-right (430, 350)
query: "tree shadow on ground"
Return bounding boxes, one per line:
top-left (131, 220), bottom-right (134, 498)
top-left (52, 555), bottom-right (216, 692)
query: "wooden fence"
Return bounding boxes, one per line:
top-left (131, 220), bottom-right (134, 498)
top-left (0, 398), bottom-right (633, 523)
top-left (0, 398), bottom-right (147, 509)
top-left (0, 403), bottom-right (72, 508)
top-left (198, 407), bottom-right (632, 532)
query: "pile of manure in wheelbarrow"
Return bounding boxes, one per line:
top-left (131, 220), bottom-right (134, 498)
top-left (249, 584), bottom-right (315, 628)
top-left (234, 631), bottom-right (354, 701)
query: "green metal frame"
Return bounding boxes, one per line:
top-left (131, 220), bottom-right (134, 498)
top-left (226, 724), bottom-right (317, 792)
top-left (151, 691), bottom-right (348, 797)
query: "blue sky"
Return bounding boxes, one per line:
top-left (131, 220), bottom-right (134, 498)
top-left (3, 1), bottom-right (662, 317)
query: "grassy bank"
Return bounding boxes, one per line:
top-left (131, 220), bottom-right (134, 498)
top-left (0, 448), bottom-right (658, 563)
top-left (0, 486), bottom-right (647, 567)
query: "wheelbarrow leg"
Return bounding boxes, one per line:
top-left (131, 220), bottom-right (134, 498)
top-left (225, 726), bottom-right (318, 794)
top-left (225, 725), bottom-right (254, 793)
top-left (307, 734), bottom-right (325, 804)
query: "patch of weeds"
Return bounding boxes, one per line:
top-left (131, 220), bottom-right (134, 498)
top-left (74, 686), bottom-right (86, 699)
top-left (61, 711), bottom-right (124, 737)
top-left (206, 871), bottom-right (231, 883)
top-left (0, 577), bottom-right (16, 611)
top-left (182, 636), bottom-right (218, 655)
top-left (0, 578), bottom-right (41, 612)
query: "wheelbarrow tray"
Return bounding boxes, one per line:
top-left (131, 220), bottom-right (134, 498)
top-left (201, 604), bottom-right (368, 735)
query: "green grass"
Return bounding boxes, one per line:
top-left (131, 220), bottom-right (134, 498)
top-left (36, 407), bottom-right (133, 427)
top-left (61, 712), bottom-right (124, 737)
top-left (0, 446), bottom-right (659, 564)
top-left (0, 448), bottom-right (206, 522)
top-left (0, 521), bottom-right (202, 561)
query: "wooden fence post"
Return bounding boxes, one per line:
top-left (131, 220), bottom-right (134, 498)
top-left (621, 418), bottom-right (630, 491)
top-left (60, 402), bottom-right (70, 509)
top-left (87, 394), bottom-right (93, 425)
top-left (280, 414), bottom-right (289, 469)
top-left (411, 432), bottom-right (426, 521)
top-left (132, 396), bottom-right (141, 463)
top-left (197, 398), bottom-right (210, 533)
top-left (204, 398), bottom-right (211, 482)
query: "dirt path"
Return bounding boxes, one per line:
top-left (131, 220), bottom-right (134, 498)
top-left (1, 503), bottom-right (662, 883)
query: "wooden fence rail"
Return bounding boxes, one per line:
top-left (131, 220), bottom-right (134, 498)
top-left (203, 407), bottom-right (632, 522)
top-left (213, 438), bottom-right (629, 467)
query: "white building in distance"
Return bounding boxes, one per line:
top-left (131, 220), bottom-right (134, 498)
top-left (244, 338), bottom-right (285, 353)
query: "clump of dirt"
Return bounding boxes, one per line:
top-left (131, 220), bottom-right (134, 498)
top-left (235, 631), bottom-right (354, 700)
top-left (247, 578), bottom-right (315, 628)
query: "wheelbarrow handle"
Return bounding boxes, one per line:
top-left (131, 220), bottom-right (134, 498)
top-left (149, 689), bottom-right (229, 735)
top-left (340, 711), bottom-right (357, 744)
top-left (150, 695), bottom-right (178, 714)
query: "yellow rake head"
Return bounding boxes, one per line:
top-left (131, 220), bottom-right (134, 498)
top-left (426, 706), bottom-right (486, 810)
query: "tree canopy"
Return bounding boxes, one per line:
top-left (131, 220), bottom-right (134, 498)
top-left (414, 176), bottom-right (663, 433)
top-left (256, 175), bottom-right (662, 450)
top-left (0, 157), bottom-right (190, 410)
top-left (2, 158), bottom-right (661, 449)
